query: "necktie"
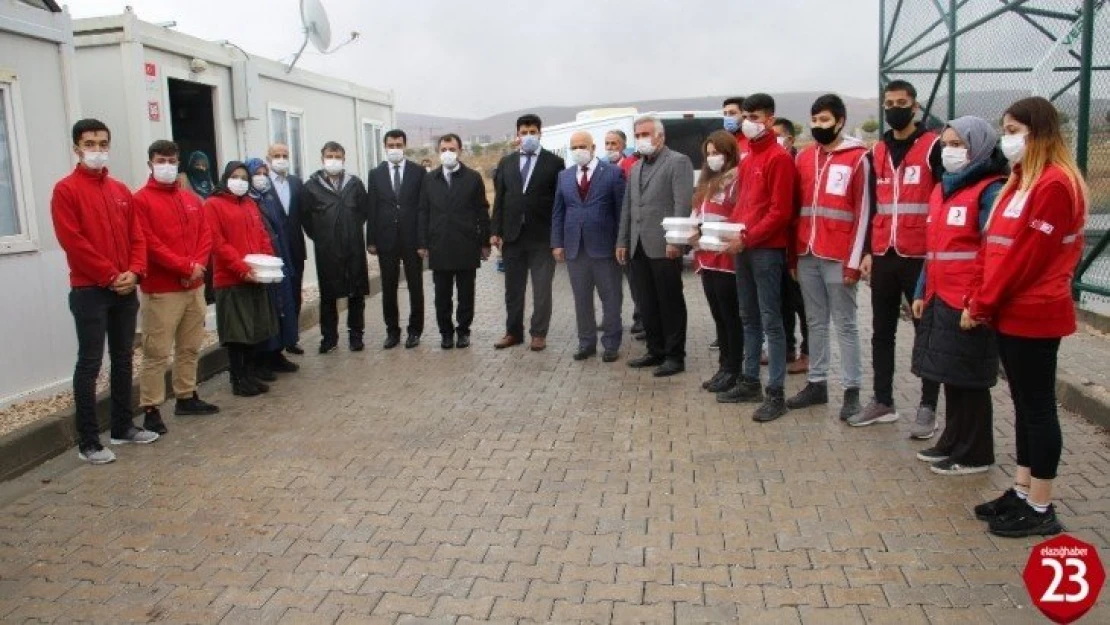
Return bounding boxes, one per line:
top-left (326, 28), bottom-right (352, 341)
top-left (392, 164), bottom-right (401, 194)
top-left (520, 153), bottom-right (533, 191)
top-left (578, 166), bottom-right (591, 200)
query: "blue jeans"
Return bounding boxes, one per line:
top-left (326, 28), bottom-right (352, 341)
top-left (736, 248), bottom-right (786, 389)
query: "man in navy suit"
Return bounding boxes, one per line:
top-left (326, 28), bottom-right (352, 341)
top-left (552, 131), bottom-right (626, 362)
top-left (266, 143), bottom-right (307, 354)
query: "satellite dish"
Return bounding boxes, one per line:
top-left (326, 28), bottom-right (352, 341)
top-left (285, 0), bottom-right (358, 73)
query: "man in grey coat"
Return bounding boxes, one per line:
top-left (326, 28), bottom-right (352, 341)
top-left (617, 115), bottom-right (694, 377)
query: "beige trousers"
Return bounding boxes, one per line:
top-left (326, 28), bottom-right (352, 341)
top-left (139, 288), bottom-right (207, 406)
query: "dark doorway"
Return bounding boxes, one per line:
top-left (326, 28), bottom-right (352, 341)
top-left (167, 78), bottom-right (218, 175)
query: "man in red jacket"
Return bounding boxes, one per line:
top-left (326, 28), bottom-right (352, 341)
top-left (719, 94), bottom-right (798, 422)
top-left (51, 119), bottom-right (159, 465)
top-left (134, 140), bottom-right (220, 436)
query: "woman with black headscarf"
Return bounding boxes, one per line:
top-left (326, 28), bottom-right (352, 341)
top-left (204, 161), bottom-right (278, 397)
top-left (183, 151), bottom-right (216, 199)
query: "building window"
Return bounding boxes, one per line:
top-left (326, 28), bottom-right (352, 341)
top-left (268, 105), bottom-right (305, 178)
top-left (362, 120), bottom-right (384, 173)
top-left (0, 76), bottom-right (36, 255)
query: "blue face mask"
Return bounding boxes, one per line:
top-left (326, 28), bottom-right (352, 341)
top-left (723, 116), bottom-right (740, 134)
top-left (520, 134), bottom-right (540, 154)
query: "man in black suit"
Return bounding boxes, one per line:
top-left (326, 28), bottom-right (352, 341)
top-left (417, 134), bottom-right (491, 350)
top-left (367, 129), bottom-right (426, 349)
top-left (266, 143), bottom-right (307, 354)
top-left (490, 114), bottom-right (566, 352)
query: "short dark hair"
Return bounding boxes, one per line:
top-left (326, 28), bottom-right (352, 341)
top-left (810, 94), bottom-right (847, 121)
top-left (438, 133), bottom-right (462, 149)
top-left (516, 114), bottom-right (542, 131)
top-left (72, 118), bottom-right (111, 145)
top-left (383, 129), bottom-right (407, 145)
top-left (884, 79), bottom-right (918, 100)
top-left (773, 118), bottom-right (796, 138)
top-left (607, 129), bottom-right (627, 142)
top-left (741, 93), bottom-right (775, 114)
top-left (722, 97), bottom-right (746, 109)
top-left (321, 141), bottom-right (345, 156)
top-left (147, 139), bottom-right (179, 161)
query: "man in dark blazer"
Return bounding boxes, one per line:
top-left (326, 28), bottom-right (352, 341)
top-left (490, 114), bottom-right (566, 352)
top-left (552, 131), bottom-right (626, 363)
top-left (417, 134), bottom-right (491, 350)
top-left (367, 129), bottom-right (427, 349)
top-left (266, 143), bottom-right (307, 354)
top-left (617, 115), bottom-right (694, 377)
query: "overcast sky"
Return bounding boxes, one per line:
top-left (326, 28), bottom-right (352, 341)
top-left (67, 0), bottom-right (880, 119)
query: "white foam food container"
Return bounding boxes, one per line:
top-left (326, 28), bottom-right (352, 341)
top-left (661, 216), bottom-right (700, 229)
top-left (665, 230), bottom-right (697, 245)
top-left (700, 222), bottom-right (746, 241)
top-left (698, 236), bottom-right (731, 253)
top-left (244, 254), bottom-right (284, 269)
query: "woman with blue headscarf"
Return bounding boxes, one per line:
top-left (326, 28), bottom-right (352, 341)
top-left (910, 116), bottom-right (1008, 476)
top-left (245, 158), bottom-right (301, 377)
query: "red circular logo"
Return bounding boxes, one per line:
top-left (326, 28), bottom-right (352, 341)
top-left (1023, 534), bottom-right (1105, 624)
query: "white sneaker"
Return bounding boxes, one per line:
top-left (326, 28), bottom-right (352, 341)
top-left (110, 426), bottom-right (159, 445)
top-left (78, 445), bottom-right (116, 465)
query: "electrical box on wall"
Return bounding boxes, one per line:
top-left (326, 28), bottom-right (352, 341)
top-left (231, 59), bottom-right (260, 120)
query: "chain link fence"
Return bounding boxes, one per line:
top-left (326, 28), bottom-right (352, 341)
top-left (880, 0), bottom-right (1110, 315)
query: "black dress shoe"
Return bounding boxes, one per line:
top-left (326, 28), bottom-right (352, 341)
top-left (627, 354), bottom-right (665, 368)
top-left (653, 360), bottom-right (685, 377)
top-left (383, 334), bottom-right (401, 349)
top-left (270, 352), bottom-right (299, 373)
top-left (286, 344), bottom-right (305, 355)
top-left (319, 339), bottom-right (338, 354)
top-left (350, 333), bottom-right (365, 352)
top-left (602, 350), bottom-right (620, 363)
top-left (441, 335), bottom-right (455, 349)
top-left (456, 333), bottom-right (471, 349)
top-left (706, 373), bottom-right (737, 393)
top-left (573, 346), bottom-right (597, 361)
top-left (405, 334), bottom-right (421, 349)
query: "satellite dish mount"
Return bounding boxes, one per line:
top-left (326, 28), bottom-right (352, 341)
top-left (286, 0), bottom-right (359, 73)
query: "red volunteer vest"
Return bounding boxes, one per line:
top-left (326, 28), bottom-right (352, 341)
top-left (924, 176), bottom-right (1003, 309)
top-left (795, 143), bottom-right (869, 263)
top-left (871, 130), bottom-right (938, 257)
top-left (694, 178), bottom-right (737, 274)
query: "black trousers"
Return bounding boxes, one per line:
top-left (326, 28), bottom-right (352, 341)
top-left (292, 262), bottom-right (304, 320)
top-left (783, 272), bottom-right (808, 355)
top-left (870, 251), bottom-right (939, 407)
top-left (68, 287), bottom-right (139, 448)
top-left (623, 264), bottom-right (642, 325)
top-left (631, 245), bottom-right (687, 362)
top-left (934, 385), bottom-right (995, 466)
top-left (998, 333), bottom-right (1063, 480)
top-left (319, 295), bottom-right (366, 343)
top-left (701, 270), bottom-right (742, 374)
top-left (433, 269), bottom-right (476, 337)
top-left (379, 249), bottom-right (424, 336)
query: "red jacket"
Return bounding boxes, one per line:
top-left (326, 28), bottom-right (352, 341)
top-left (794, 138), bottom-right (870, 281)
top-left (924, 176), bottom-right (1003, 310)
top-left (204, 191), bottom-right (274, 289)
top-left (871, 131), bottom-right (938, 257)
top-left (618, 154), bottom-right (639, 178)
top-left (134, 177), bottom-right (212, 294)
top-left (694, 173), bottom-right (737, 274)
top-left (50, 165), bottom-right (146, 288)
top-left (730, 132), bottom-right (795, 249)
top-left (969, 164), bottom-right (1085, 338)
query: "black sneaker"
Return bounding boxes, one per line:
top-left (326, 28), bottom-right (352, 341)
top-left (753, 388), bottom-right (787, 422)
top-left (270, 352), bottom-right (299, 373)
top-left (253, 363), bottom-right (277, 383)
top-left (142, 407), bottom-right (168, 435)
top-left (706, 373), bottom-right (737, 394)
top-left (716, 377), bottom-right (763, 404)
top-left (989, 502), bottom-right (1063, 538)
top-left (175, 393), bottom-right (220, 416)
top-left (702, 370), bottom-right (726, 390)
top-left (349, 332), bottom-right (365, 352)
top-left (319, 339), bottom-right (338, 354)
top-left (286, 344), bottom-right (305, 355)
top-left (709, 339), bottom-right (720, 351)
top-left (785, 381), bottom-right (828, 409)
top-left (839, 388), bottom-right (862, 421)
top-left (915, 446), bottom-right (949, 463)
top-left (974, 489), bottom-right (1024, 522)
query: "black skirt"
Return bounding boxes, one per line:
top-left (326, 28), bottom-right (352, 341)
top-left (911, 297), bottom-right (998, 389)
top-left (215, 285), bottom-right (278, 345)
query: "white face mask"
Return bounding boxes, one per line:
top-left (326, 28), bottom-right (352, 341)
top-left (269, 158), bottom-right (290, 174)
top-left (606, 150), bottom-right (622, 163)
top-left (82, 150), bottom-right (110, 171)
top-left (635, 137), bottom-right (656, 156)
top-left (227, 178), bottom-right (249, 196)
top-left (386, 148), bottom-right (405, 164)
top-left (741, 119), bottom-right (766, 140)
top-left (152, 163), bottom-right (178, 184)
top-left (941, 146), bottom-right (970, 174)
top-left (440, 150), bottom-right (459, 168)
top-left (706, 154), bottom-right (726, 172)
top-left (323, 159), bottom-right (345, 175)
top-left (571, 148), bottom-right (592, 167)
top-left (252, 175), bottom-right (271, 192)
top-left (1000, 133), bottom-right (1027, 164)
top-left (776, 136), bottom-right (788, 148)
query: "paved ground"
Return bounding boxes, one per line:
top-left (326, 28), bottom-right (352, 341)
top-left (1, 264), bottom-right (1108, 624)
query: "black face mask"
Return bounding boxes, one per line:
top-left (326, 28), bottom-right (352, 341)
top-left (885, 106), bottom-right (916, 132)
top-left (811, 125), bottom-right (841, 146)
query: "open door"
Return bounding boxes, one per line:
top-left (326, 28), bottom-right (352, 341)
top-left (167, 78), bottom-right (218, 173)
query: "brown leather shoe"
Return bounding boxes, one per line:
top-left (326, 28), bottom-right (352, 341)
top-left (788, 353), bottom-right (809, 374)
top-left (529, 337), bottom-right (546, 352)
top-left (494, 334), bottom-right (523, 349)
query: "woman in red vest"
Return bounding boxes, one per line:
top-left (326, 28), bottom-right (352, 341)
top-left (691, 131), bottom-right (743, 394)
top-left (966, 97), bottom-right (1088, 538)
top-left (205, 161), bottom-right (279, 398)
top-left (910, 116), bottom-right (1007, 476)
